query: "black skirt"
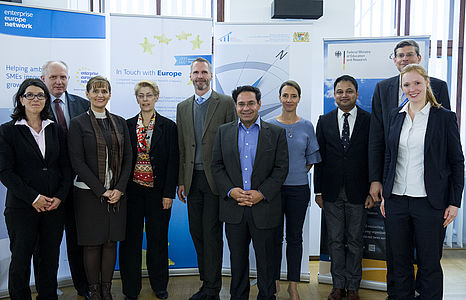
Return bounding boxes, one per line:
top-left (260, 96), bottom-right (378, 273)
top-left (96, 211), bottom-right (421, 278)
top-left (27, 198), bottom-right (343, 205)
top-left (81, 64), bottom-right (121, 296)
top-left (73, 186), bottom-right (127, 245)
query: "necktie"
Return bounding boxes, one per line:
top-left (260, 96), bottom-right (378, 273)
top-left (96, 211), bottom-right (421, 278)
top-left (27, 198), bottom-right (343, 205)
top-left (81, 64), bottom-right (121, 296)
top-left (341, 112), bottom-right (350, 151)
top-left (197, 96), bottom-right (204, 104)
top-left (54, 99), bottom-right (67, 133)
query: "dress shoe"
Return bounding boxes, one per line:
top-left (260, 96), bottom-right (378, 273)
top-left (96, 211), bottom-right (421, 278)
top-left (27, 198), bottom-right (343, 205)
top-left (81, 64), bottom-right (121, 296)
top-left (124, 296), bottom-right (137, 300)
top-left (328, 288), bottom-right (345, 300)
top-left (155, 290), bottom-right (168, 299)
top-left (347, 290), bottom-right (360, 300)
top-left (189, 290), bottom-right (206, 300)
top-left (204, 295), bottom-right (220, 300)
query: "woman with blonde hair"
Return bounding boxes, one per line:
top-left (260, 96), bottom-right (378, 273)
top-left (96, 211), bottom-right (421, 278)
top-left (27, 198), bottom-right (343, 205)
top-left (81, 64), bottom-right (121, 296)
top-left (381, 64), bottom-right (464, 299)
top-left (119, 80), bottom-right (178, 300)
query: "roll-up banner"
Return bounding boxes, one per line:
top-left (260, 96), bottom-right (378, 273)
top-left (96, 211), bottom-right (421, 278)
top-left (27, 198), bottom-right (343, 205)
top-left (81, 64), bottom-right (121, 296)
top-left (109, 13), bottom-right (213, 271)
top-left (214, 23), bottom-right (314, 281)
top-left (321, 36), bottom-right (430, 290)
top-left (0, 2), bottom-right (106, 296)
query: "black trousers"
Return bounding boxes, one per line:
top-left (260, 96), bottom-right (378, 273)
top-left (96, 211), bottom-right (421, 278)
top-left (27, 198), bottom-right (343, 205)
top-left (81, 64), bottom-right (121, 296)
top-left (5, 206), bottom-right (64, 300)
top-left (33, 192), bottom-right (88, 295)
top-left (186, 170), bottom-right (223, 296)
top-left (274, 184), bottom-right (310, 282)
top-left (119, 182), bottom-right (171, 298)
top-left (323, 188), bottom-right (366, 291)
top-left (385, 195), bottom-right (445, 300)
top-left (226, 207), bottom-right (277, 300)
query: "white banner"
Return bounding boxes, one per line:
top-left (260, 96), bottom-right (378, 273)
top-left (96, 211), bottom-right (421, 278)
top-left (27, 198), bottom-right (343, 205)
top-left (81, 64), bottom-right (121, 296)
top-left (320, 36), bottom-right (430, 290)
top-left (109, 13), bottom-right (213, 270)
top-left (0, 2), bottom-right (106, 296)
top-left (214, 23), bottom-right (314, 281)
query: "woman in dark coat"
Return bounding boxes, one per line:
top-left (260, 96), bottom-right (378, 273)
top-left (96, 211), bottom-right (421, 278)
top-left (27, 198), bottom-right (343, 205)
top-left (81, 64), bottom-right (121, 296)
top-left (119, 80), bottom-right (178, 300)
top-left (68, 76), bottom-right (132, 300)
top-left (0, 78), bottom-right (71, 300)
top-left (381, 64), bottom-right (464, 299)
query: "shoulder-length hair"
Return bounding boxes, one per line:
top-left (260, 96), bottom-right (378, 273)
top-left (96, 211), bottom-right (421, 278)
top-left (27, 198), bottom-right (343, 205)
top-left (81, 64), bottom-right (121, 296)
top-left (11, 78), bottom-right (52, 121)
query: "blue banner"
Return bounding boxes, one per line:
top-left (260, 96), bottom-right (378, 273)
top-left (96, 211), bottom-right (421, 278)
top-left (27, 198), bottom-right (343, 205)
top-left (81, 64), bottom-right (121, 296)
top-left (0, 4), bottom-right (105, 39)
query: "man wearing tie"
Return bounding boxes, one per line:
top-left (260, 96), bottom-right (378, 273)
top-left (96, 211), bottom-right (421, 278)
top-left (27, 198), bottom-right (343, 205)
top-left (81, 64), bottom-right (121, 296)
top-left (368, 40), bottom-right (451, 299)
top-left (41, 60), bottom-right (90, 298)
top-left (211, 85), bottom-right (288, 300)
top-left (176, 57), bottom-right (236, 300)
top-left (314, 75), bottom-right (373, 300)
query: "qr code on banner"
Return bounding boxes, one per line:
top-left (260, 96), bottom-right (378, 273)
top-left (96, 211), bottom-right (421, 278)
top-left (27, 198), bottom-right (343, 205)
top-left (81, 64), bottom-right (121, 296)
top-left (368, 244), bottom-right (376, 252)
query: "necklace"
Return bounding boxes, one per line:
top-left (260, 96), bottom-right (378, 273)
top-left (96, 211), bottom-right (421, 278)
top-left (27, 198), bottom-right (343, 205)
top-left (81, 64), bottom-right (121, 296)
top-left (288, 128), bottom-right (293, 138)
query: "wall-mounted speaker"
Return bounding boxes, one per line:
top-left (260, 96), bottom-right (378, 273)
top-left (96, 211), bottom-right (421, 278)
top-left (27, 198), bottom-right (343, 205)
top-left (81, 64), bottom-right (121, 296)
top-left (271, 0), bottom-right (323, 20)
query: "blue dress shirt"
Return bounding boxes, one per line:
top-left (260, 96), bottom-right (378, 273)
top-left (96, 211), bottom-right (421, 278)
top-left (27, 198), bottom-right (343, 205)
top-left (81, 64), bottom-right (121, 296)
top-left (238, 117), bottom-right (260, 191)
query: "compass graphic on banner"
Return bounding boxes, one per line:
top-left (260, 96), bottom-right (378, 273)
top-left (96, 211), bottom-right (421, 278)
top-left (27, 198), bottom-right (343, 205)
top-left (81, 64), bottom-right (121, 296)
top-left (215, 45), bottom-right (290, 119)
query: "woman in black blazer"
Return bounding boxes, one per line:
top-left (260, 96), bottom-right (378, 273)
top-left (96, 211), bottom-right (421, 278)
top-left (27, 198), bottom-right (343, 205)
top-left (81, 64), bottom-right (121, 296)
top-left (0, 78), bottom-right (71, 300)
top-left (381, 64), bottom-right (464, 299)
top-left (68, 76), bottom-right (132, 300)
top-left (119, 80), bottom-right (178, 300)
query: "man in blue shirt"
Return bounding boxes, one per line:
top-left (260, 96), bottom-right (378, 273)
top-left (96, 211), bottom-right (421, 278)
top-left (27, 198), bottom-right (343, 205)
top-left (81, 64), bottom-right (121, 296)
top-left (211, 85), bottom-right (289, 300)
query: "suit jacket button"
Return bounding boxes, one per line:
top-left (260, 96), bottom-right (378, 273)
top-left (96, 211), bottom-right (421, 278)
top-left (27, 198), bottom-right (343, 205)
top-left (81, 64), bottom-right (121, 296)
top-left (192, 144), bottom-right (195, 147)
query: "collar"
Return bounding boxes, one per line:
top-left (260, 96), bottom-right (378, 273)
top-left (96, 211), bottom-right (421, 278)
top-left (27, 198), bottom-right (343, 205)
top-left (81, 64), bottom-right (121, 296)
top-left (54, 93), bottom-right (67, 104)
top-left (400, 101), bottom-right (431, 114)
top-left (15, 118), bottom-right (54, 129)
top-left (238, 117), bottom-right (261, 130)
top-left (194, 89), bottom-right (212, 102)
top-left (337, 105), bottom-right (357, 119)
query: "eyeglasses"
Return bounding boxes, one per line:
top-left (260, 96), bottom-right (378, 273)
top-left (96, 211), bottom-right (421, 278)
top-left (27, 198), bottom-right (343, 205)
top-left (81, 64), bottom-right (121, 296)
top-left (137, 94), bottom-right (155, 100)
top-left (23, 93), bottom-right (46, 100)
top-left (395, 52), bottom-right (417, 59)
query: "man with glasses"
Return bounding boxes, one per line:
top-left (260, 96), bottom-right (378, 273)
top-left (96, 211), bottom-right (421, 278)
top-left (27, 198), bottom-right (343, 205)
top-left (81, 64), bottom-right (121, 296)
top-left (40, 61), bottom-right (90, 299)
top-left (368, 40), bottom-right (451, 299)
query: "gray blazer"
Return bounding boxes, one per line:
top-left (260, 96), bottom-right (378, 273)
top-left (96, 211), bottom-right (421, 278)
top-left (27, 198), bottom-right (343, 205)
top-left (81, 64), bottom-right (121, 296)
top-left (211, 119), bottom-right (289, 229)
top-left (176, 90), bottom-right (236, 195)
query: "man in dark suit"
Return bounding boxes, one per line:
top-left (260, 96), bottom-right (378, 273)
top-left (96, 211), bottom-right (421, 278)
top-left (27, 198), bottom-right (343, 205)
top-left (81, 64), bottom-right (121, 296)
top-left (211, 85), bottom-right (288, 300)
top-left (176, 57), bottom-right (236, 300)
top-left (314, 75), bottom-right (373, 300)
top-left (368, 40), bottom-right (451, 299)
top-left (40, 60), bottom-right (90, 298)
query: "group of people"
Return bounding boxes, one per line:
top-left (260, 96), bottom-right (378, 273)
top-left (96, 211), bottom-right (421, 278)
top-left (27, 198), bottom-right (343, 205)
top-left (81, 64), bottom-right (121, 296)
top-left (0, 39), bottom-right (463, 300)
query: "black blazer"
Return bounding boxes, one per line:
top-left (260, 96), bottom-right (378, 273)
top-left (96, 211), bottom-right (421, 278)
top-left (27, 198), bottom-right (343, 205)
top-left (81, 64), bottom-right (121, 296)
top-left (126, 113), bottom-right (179, 199)
top-left (68, 112), bottom-right (133, 197)
top-left (211, 119), bottom-right (289, 229)
top-left (314, 106), bottom-right (371, 204)
top-left (0, 121), bottom-right (71, 209)
top-left (369, 75), bottom-right (450, 183)
top-left (382, 106), bottom-right (464, 209)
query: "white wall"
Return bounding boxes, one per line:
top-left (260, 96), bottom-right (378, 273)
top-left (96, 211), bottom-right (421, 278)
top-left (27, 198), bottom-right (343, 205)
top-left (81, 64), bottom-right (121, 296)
top-left (225, 0), bottom-right (356, 256)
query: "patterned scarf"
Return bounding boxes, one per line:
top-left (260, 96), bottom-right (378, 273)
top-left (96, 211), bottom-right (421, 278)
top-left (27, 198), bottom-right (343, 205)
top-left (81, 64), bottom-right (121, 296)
top-left (89, 109), bottom-right (124, 211)
top-left (133, 112), bottom-right (155, 187)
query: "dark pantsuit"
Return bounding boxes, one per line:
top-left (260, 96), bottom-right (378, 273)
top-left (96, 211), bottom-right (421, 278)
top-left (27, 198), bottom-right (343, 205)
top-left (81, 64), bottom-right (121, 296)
top-left (226, 207), bottom-right (276, 300)
top-left (323, 188), bottom-right (366, 291)
top-left (274, 184), bottom-right (310, 282)
top-left (385, 195), bottom-right (445, 300)
top-left (119, 182), bottom-right (171, 297)
top-left (187, 170), bottom-right (223, 295)
top-left (5, 206), bottom-right (64, 300)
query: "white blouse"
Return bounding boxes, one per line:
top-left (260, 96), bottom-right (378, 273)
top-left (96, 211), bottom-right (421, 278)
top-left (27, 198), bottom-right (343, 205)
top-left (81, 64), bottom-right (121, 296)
top-left (392, 102), bottom-right (431, 197)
